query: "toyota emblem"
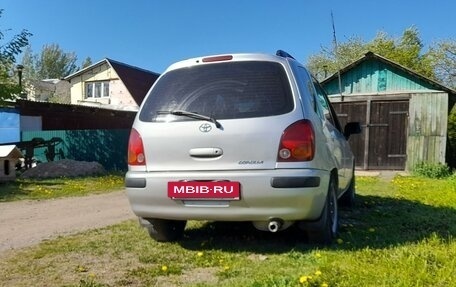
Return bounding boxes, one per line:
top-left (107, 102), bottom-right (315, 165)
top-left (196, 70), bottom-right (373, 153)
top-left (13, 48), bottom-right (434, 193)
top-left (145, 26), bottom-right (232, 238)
top-left (199, 123), bottom-right (212, 133)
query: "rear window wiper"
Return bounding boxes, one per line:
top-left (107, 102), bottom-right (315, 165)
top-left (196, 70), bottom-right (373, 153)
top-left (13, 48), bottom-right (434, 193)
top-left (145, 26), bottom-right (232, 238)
top-left (157, 110), bottom-right (222, 129)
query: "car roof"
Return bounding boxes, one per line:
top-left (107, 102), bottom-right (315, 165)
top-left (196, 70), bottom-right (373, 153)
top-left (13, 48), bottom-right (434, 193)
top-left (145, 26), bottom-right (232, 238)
top-left (165, 53), bottom-right (294, 72)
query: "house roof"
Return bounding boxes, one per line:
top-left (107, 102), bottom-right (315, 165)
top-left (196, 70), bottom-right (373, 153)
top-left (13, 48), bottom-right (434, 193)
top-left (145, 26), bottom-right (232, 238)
top-left (64, 58), bottom-right (160, 106)
top-left (0, 145), bottom-right (23, 158)
top-left (321, 51), bottom-right (456, 96)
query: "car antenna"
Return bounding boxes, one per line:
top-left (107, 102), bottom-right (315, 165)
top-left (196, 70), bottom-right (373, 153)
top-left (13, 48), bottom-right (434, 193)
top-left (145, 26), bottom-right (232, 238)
top-left (331, 10), bottom-right (344, 102)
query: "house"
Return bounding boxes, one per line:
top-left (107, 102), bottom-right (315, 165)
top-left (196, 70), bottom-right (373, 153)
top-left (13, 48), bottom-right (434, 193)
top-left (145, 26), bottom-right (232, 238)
top-left (0, 145), bottom-right (23, 182)
top-left (321, 52), bottom-right (456, 171)
top-left (0, 59), bottom-right (159, 171)
top-left (64, 58), bottom-right (160, 111)
top-left (25, 79), bottom-right (71, 103)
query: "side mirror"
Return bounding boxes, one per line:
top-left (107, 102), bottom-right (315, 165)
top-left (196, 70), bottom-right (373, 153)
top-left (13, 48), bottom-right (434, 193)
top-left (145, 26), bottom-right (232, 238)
top-left (344, 122), bottom-right (362, 139)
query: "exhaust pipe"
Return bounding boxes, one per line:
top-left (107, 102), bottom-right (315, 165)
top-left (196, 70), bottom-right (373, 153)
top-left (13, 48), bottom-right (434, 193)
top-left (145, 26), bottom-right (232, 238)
top-left (268, 219), bottom-right (283, 232)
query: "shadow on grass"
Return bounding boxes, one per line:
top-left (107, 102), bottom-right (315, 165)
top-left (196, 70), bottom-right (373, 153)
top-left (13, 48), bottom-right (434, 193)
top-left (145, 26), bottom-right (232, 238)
top-left (178, 194), bottom-right (456, 253)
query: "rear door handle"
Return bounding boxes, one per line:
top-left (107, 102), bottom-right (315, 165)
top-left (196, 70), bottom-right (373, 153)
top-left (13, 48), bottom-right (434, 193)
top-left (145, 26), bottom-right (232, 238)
top-left (189, 148), bottom-right (223, 158)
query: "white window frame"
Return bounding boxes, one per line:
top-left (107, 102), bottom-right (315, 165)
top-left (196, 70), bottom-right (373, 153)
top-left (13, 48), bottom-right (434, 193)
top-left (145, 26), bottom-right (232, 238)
top-left (85, 81), bottom-right (110, 98)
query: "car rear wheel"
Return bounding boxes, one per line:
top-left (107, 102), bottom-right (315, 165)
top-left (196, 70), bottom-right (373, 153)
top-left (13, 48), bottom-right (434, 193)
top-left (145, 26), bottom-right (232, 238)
top-left (307, 178), bottom-right (339, 245)
top-left (144, 218), bottom-right (186, 242)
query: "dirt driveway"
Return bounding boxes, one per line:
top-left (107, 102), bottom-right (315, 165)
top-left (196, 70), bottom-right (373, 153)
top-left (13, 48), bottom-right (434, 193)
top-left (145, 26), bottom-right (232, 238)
top-left (0, 191), bottom-right (135, 254)
top-left (0, 171), bottom-right (400, 255)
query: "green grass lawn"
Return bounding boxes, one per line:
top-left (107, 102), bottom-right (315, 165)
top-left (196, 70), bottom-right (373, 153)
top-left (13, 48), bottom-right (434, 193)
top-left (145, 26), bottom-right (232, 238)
top-left (0, 175), bottom-right (455, 287)
top-left (0, 173), bottom-right (125, 201)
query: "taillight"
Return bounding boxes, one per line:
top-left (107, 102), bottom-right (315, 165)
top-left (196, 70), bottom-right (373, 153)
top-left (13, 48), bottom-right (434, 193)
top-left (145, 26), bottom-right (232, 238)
top-left (128, 128), bottom-right (146, 165)
top-left (277, 120), bottom-right (315, 162)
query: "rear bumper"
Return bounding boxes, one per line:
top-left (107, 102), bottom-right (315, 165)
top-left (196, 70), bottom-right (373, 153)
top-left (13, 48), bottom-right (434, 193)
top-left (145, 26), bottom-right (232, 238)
top-left (125, 169), bottom-right (330, 222)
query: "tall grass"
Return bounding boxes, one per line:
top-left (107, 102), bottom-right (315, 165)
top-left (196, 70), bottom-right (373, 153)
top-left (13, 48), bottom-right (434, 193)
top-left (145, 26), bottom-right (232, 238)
top-left (0, 173), bottom-right (125, 202)
top-left (412, 162), bottom-right (453, 179)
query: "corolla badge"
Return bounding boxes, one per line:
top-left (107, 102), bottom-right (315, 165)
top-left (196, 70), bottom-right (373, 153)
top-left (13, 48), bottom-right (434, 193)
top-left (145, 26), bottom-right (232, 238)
top-left (199, 123), bottom-right (212, 133)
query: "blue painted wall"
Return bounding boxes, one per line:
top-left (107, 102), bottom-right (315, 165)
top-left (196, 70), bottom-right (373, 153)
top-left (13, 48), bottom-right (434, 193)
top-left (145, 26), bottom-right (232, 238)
top-left (0, 108), bottom-right (20, 144)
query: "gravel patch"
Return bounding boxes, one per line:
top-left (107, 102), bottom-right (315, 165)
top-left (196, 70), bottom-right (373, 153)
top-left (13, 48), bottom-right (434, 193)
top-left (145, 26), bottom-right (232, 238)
top-left (20, 159), bottom-right (107, 179)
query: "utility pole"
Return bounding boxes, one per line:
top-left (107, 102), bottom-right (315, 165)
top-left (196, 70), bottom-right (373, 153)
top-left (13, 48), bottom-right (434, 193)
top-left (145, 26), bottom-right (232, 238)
top-left (17, 64), bottom-right (24, 89)
top-left (16, 64), bottom-right (26, 99)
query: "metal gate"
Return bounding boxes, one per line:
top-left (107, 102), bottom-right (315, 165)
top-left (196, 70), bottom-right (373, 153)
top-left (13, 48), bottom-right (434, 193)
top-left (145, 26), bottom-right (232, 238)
top-left (333, 100), bottom-right (409, 170)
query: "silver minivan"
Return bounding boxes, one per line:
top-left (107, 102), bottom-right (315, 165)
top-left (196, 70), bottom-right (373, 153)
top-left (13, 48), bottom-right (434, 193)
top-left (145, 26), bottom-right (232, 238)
top-left (125, 50), bottom-right (361, 244)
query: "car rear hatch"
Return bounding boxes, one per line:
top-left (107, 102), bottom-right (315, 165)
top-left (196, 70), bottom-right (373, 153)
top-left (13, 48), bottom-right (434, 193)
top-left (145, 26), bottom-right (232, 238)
top-left (136, 58), bottom-right (297, 172)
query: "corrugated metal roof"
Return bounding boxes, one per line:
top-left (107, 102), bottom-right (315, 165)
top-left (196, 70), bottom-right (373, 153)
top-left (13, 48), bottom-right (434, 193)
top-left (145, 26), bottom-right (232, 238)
top-left (15, 99), bottom-right (133, 114)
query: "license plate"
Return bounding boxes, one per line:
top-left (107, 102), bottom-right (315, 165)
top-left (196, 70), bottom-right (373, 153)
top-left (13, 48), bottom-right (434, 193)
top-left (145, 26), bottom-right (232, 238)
top-left (168, 181), bottom-right (240, 200)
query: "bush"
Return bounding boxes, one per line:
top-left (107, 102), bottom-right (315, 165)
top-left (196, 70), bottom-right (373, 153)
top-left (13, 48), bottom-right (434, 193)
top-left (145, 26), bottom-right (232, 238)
top-left (447, 105), bottom-right (456, 168)
top-left (412, 162), bottom-right (453, 179)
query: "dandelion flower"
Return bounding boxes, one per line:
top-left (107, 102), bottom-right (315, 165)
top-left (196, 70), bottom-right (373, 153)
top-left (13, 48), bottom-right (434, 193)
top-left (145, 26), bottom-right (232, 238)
top-left (315, 270), bottom-right (322, 276)
top-left (224, 266), bottom-right (230, 271)
top-left (161, 265), bottom-right (168, 272)
top-left (321, 283), bottom-right (329, 287)
top-left (197, 252), bottom-right (204, 257)
top-left (299, 276), bottom-right (309, 283)
top-left (77, 265), bottom-right (88, 272)
top-left (315, 252), bottom-right (322, 258)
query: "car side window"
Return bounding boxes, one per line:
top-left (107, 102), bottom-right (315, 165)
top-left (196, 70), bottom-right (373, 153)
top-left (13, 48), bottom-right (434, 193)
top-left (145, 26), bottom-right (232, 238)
top-left (313, 80), bottom-right (343, 132)
top-left (292, 66), bottom-right (317, 112)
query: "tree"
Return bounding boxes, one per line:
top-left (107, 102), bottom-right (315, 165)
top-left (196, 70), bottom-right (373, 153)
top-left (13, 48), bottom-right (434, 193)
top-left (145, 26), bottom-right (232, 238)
top-left (431, 41), bottom-right (456, 167)
top-left (21, 46), bottom-right (37, 81)
top-left (23, 44), bottom-right (78, 80)
top-left (81, 57), bottom-right (92, 69)
top-left (427, 40), bottom-right (456, 89)
top-left (307, 36), bottom-right (366, 79)
top-left (37, 44), bottom-right (78, 78)
top-left (307, 27), bottom-right (436, 81)
top-left (0, 9), bottom-right (32, 103)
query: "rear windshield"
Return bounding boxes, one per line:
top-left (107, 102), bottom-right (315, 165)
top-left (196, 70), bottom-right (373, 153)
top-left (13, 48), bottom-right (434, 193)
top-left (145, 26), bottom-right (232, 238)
top-left (139, 61), bottom-right (294, 122)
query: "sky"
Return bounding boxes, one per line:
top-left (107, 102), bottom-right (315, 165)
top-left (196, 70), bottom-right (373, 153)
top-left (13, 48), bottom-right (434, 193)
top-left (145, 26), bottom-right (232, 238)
top-left (1, 0), bottom-right (455, 74)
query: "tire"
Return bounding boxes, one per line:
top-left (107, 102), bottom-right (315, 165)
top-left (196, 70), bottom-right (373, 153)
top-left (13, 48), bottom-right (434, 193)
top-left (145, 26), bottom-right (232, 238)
top-left (339, 174), bottom-right (356, 208)
top-left (307, 178), bottom-right (339, 245)
top-left (144, 218), bottom-right (186, 242)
